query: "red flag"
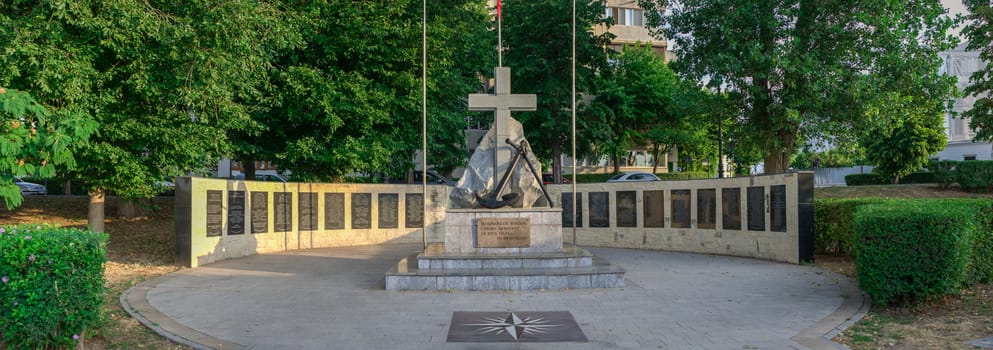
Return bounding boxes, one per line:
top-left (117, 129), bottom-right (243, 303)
top-left (497, 0), bottom-right (502, 19)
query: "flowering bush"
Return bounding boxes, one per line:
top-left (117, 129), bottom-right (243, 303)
top-left (0, 224), bottom-right (107, 349)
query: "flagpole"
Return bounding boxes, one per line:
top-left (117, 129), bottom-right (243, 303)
top-left (421, 0), bottom-right (428, 250)
top-left (498, 0), bottom-right (502, 66)
top-left (571, 0), bottom-right (577, 244)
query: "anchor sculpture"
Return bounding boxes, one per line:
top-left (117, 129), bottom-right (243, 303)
top-left (475, 139), bottom-right (553, 209)
top-left (449, 67), bottom-right (552, 209)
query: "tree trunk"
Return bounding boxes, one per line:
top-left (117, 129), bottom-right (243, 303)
top-left (551, 143), bottom-right (562, 184)
top-left (88, 190), bottom-right (105, 233)
top-left (118, 198), bottom-right (150, 218)
top-left (611, 153), bottom-right (621, 174)
top-left (63, 179), bottom-right (72, 195)
top-left (763, 150), bottom-right (790, 175)
top-left (242, 157), bottom-right (256, 180)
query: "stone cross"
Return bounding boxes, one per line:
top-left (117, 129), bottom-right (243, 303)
top-left (468, 67), bottom-right (537, 179)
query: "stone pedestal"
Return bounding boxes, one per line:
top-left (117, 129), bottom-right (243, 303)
top-left (386, 207), bottom-right (626, 291)
top-left (444, 208), bottom-right (562, 255)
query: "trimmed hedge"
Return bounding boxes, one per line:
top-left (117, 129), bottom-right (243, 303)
top-left (0, 224), bottom-right (108, 349)
top-left (853, 199), bottom-right (992, 306)
top-left (813, 198), bottom-right (892, 256)
top-left (844, 172), bottom-right (936, 186)
top-left (929, 160), bottom-right (958, 190)
top-left (955, 160), bottom-right (993, 192)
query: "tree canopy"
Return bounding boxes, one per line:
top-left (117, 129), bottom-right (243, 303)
top-left (963, 0), bottom-right (993, 141)
top-left (639, 0), bottom-right (958, 174)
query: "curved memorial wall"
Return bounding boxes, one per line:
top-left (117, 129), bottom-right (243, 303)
top-left (175, 172), bottom-right (812, 267)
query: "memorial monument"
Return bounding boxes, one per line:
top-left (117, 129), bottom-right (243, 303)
top-left (386, 65), bottom-right (624, 291)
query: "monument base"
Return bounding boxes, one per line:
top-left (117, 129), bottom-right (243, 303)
top-left (444, 208), bottom-right (563, 254)
top-left (385, 244), bottom-right (624, 291)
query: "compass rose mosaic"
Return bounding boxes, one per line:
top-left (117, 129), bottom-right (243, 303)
top-left (447, 311), bottom-right (587, 342)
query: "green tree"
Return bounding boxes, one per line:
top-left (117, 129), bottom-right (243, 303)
top-left (963, 1), bottom-right (993, 141)
top-left (589, 44), bottom-right (707, 174)
top-left (639, 0), bottom-right (957, 174)
top-left (1, 1), bottom-right (295, 230)
top-left (864, 110), bottom-right (946, 183)
top-left (261, 1), bottom-right (492, 182)
top-left (501, 0), bottom-right (614, 182)
top-left (0, 88), bottom-right (95, 208)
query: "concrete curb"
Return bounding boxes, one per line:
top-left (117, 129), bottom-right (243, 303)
top-left (120, 274), bottom-right (243, 350)
top-left (791, 270), bottom-right (871, 350)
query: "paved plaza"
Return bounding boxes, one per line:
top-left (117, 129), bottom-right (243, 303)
top-left (123, 244), bottom-right (866, 350)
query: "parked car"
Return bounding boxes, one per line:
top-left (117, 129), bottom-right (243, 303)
top-left (15, 177), bottom-right (47, 196)
top-left (387, 170), bottom-right (456, 186)
top-left (606, 171), bottom-right (661, 183)
top-left (233, 173), bottom-right (288, 182)
top-left (542, 173), bottom-right (572, 184)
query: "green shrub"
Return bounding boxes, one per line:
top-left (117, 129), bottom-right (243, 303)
top-left (845, 172), bottom-right (935, 186)
top-left (900, 172), bottom-right (936, 184)
top-left (814, 198), bottom-right (893, 256)
top-left (574, 173), bottom-right (614, 183)
top-left (964, 199), bottom-right (993, 284)
top-left (0, 224), bottom-right (108, 349)
top-left (928, 160), bottom-right (959, 190)
top-left (845, 173), bottom-right (885, 186)
top-left (955, 160), bottom-right (993, 192)
top-left (854, 200), bottom-right (978, 306)
top-left (656, 171), bottom-right (711, 180)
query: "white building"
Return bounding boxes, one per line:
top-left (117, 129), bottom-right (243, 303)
top-left (936, 43), bottom-right (993, 161)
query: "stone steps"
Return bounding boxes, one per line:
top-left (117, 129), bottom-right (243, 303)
top-left (385, 248), bottom-right (625, 291)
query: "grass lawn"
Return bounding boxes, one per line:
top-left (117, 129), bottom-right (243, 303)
top-left (1, 184), bottom-right (991, 349)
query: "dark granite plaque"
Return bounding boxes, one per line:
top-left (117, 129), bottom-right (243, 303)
top-left (561, 192), bottom-right (583, 228)
top-left (250, 191), bottom-right (268, 234)
top-left (206, 190), bottom-right (223, 237)
top-left (405, 193), bottom-right (424, 228)
top-left (227, 191), bottom-right (245, 235)
top-left (274, 192), bottom-right (292, 232)
top-left (670, 190), bottom-right (691, 228)
top-left (351, 193), bottom-right (371, 229)
top-left (589, 192), bottom-right (610, 228)
top-left (378, 193), bottom-right (399, 229)
top-left (325, 193), bottom-right (345, 230)
top-left (747, 186), bottom-right (765, 231)
top-left (643, 190), bottom-right (664, 228)
top-left (721, 188), bottom-right (741, 230)
top-left (448, 311), bottom-right (587, 343)
top-left (770, 185), bottom-right (787, 232)
top-left (299, 192), bottom-right (317, 231)
top-left (616, 191), bottom-right (637, 227)
top-left (697, 189), bottom-right (716, 229)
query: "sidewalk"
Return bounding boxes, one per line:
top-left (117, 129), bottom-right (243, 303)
top-left (122, 244), bottom-right (867, 350)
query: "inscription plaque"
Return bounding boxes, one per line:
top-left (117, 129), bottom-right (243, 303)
top-left (616, 191), bottom-right (637, 227)
top-left (299, 192), bottom-right (317, 231)
top-left (747, 186), bottom-right (765, 231)
top-left (274, 192), bottom-right (292, 232)
top-left (227, 191), bottom-right (245, 235)
top-left (589, 192), bottom-right (610, 228)
top-left (477, 218), bottom-right (531, 248)
top-left (378, 193), bottom-right (399, 229)
top-left (351, 193), bottom-right (371, 229)
top-left (697, 189), bottom-right (716, 229)
top-left (250, 191), bottom-right (268, 234)
top-left (671, 190), bottom-right (691, 228)
top-left (405, 193), bottom-right (423, 228)
top-left (325, 193), bottom-right (345, 230)
top-left (561, 192), bottom-right (583, 228)
top-left (722, 188), bottom-right (742, 230)
top-left (206, 190), bottom-right (223, 237)
top-left (770, 185), bottom-right (787, 232)
top-left (643, 190), bottom-right (664, 227)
